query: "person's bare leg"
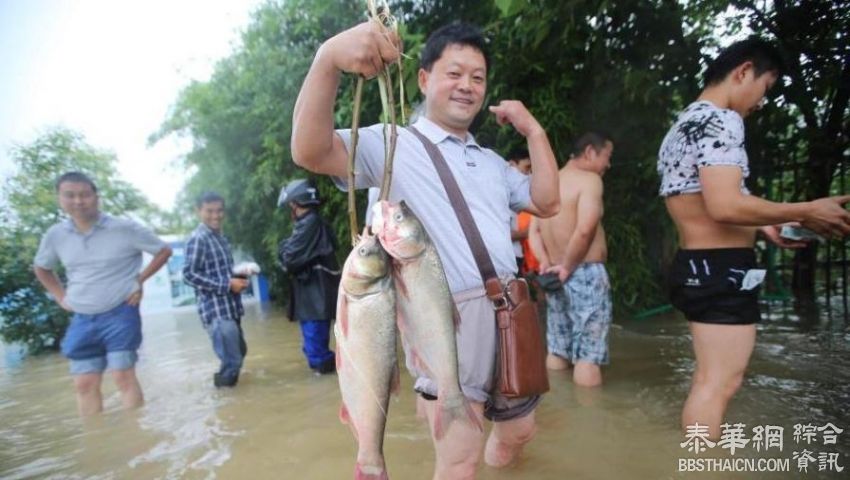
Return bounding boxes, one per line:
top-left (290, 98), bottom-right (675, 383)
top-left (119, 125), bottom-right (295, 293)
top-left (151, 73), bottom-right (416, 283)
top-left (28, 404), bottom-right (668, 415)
top-left (681, 322), bottom-right (755, 439)
top-left (111, 368), bottom-right (144, 410)
top-left (73, 373), bottom-right (104, 416)
top-left (416, 394), bottom-right (428, 422)
top-left (546, 353), bottom-right (570, 370)
top-left (420, 397), bottom-right (485, 480)
top-left (572, 361), bottom-right (602, 387)
top-left (484, 410), bottom-right (537, 468)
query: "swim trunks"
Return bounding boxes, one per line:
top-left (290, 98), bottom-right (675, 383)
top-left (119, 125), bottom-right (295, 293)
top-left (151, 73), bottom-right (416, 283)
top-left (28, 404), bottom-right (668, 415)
top-left (546, 263), bottom-right (612, 365)
top-left (668, 248), bottom-right (762, 324)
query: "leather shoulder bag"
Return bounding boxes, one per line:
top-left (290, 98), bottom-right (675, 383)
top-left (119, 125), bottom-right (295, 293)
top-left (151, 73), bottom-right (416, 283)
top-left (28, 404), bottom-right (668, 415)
top-left (408, 126), bottom-right (549, 398)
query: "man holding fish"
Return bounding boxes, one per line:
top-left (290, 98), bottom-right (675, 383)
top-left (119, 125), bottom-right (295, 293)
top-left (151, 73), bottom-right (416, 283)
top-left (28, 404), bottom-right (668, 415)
top-left (292, 21), bottom-right (559, 479)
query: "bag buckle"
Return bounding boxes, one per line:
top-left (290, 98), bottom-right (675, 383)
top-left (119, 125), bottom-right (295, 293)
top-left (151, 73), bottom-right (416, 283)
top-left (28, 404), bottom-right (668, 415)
top-left (485, 277), bottom-right (508, 311)
top-left (491, 294), bottom-right (509, 311)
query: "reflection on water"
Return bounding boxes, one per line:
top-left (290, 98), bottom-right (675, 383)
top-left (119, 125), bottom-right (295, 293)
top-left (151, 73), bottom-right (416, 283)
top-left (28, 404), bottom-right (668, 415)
top-left (1, 302), bottom-right (847, 479)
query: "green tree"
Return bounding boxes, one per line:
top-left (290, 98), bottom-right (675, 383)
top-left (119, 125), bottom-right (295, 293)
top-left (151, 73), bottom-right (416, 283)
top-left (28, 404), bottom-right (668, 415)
top-left (151, 0), bottom-right (381, 301)
top-left (157, 0), bottom-right (848, 315)
top-left (0, 127), bottom-right (157, 353)
top-left (476, 0), bottom-right (710, 311)
top-left (156, 0), bottom-right (697, 313)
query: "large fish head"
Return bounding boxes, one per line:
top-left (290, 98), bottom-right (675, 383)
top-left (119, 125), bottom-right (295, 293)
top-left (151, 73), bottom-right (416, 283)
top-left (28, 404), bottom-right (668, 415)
top-left (372, 200), bottom-right (428, 260)
top-left (342, 233), bottom-right (391, 294)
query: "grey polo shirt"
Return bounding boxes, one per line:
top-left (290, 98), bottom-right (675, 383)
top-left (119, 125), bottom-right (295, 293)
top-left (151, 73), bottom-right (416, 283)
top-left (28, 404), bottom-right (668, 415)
top-left (34, 214), bottom-right (167, 315)
top-left (335, 117), bottom-right (531, 294)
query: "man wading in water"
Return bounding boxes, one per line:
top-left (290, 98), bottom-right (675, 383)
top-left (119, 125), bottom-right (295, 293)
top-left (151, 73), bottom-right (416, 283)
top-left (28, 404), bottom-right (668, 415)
top-left (291, 21), bottom-right (559, 479)
top-left (657, 38), bottom-right (850, 439)
top-left (33, 172), bottom-right (172, 416)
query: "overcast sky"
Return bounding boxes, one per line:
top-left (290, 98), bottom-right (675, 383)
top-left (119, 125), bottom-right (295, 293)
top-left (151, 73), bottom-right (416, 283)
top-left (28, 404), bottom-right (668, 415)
top-left (0, 0), bottom-right (265, 210)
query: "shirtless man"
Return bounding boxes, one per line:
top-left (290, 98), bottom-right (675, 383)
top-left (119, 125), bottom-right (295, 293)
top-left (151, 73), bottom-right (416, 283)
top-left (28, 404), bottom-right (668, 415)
top-left (658, 38), bottom-right (850, 438)
top-left (530, 132), bottom-right (613, 387)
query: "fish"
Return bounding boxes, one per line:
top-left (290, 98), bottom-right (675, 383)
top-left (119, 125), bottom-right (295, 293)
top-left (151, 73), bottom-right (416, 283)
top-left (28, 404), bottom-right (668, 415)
top-left (335, 234), bottom-right (398, 480)
top-left (371, 200), bottom-right (482, 439)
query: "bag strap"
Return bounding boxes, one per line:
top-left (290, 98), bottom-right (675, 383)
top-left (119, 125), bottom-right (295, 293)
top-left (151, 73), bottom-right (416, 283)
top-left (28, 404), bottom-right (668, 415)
top-left (408, 126), bottom-right (507, 305)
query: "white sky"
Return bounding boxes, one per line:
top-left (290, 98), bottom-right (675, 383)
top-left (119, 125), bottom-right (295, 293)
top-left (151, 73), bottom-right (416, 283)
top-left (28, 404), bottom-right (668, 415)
top-left (0, 0), bottom-right (265, 210)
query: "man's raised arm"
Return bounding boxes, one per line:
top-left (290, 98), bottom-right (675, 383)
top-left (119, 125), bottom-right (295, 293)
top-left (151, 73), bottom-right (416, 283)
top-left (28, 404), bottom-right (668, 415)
top-left (488, 100), bottom-right (559, 217)
top-left (291, 22), bottom-right (400, 177)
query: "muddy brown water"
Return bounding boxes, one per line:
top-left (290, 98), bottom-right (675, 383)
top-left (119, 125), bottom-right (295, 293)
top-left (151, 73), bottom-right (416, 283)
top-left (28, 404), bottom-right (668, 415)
top-left (1, 302), bottom-right (847, 479)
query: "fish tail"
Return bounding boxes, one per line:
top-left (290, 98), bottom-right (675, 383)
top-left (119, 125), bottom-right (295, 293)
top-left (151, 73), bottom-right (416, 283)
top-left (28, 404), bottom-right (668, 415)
top-left (355, 463), bottom-right (388, 479)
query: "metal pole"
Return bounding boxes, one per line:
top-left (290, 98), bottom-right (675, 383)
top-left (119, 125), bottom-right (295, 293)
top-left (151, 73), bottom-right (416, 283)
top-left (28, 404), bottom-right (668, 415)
top-left (841, 156), bottom-right (848, 320)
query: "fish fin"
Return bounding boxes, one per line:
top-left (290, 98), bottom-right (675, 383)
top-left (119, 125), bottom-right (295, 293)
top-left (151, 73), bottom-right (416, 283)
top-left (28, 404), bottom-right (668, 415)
top-left (338, 294), bottom-right (349, 338)
top-left (392, 261), bottom-right (409, 299)
top-left (340, 403), bottom-right (359, 441)
top-left (433, 393), bottom-right (483, 440)
top-left (355, 463), bottom-right (388, 480)
top-left (339, 403), bottom-right (351, 424)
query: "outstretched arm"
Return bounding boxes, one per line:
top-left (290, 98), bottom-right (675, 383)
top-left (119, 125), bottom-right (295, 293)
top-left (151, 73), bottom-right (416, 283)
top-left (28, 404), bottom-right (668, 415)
top-left (700, 166), bottom-right (850, 238)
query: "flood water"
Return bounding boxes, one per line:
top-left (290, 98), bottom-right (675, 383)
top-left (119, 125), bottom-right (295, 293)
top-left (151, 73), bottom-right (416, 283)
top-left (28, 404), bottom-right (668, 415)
top-left (1, 301), bottom-right (847, 479)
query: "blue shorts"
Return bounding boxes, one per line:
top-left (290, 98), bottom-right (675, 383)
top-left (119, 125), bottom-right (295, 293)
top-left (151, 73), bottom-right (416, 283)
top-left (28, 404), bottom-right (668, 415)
top-left (546, 263), bottom-right (612, 365)
top-left (61, 302), bottom-right (142, 375)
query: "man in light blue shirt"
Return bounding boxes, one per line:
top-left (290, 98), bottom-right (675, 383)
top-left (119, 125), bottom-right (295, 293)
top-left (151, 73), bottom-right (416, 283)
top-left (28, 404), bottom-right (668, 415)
top-left (292, 22), bottom-right (560, 479)
top-left (33, 172), bottom-right (172, 416)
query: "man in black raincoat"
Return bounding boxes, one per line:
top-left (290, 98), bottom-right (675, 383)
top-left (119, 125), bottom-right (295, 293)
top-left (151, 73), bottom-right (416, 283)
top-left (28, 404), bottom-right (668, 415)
top-left (277, 179), bottom-right (340, 374)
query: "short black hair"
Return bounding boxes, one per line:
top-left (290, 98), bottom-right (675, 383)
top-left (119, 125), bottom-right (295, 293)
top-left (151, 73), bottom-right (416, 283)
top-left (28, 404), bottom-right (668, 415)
top-left (420, 23), bottom-right (490, 72)
top-left (196, 191), bottom-right (225, 208)
top-left (507, 147), bottom-right (529, 162)
top-left (704, 37), bottom-right (785, 86)
top-left (56, 171), bottom-right (97, 193)
top-left (571, 132), bottom-right (612, 158)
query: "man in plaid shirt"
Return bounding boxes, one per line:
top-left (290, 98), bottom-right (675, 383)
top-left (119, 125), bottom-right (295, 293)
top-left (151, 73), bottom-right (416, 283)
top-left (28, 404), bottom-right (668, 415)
top-left (183, 192), bottom-right (249, 387)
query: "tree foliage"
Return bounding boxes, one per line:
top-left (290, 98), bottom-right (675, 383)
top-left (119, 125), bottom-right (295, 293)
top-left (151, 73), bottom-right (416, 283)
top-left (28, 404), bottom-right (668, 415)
top-left (151, 1), bottom-right (364, 298)
top-left (155, 0), bottom-right (847, 314)
top-left (0, 127), bottom-right (157, 353)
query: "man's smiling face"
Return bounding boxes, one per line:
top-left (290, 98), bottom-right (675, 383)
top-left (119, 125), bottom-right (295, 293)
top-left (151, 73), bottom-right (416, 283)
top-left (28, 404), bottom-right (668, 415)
top-left (418, 44), bottom-right (487, 137)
